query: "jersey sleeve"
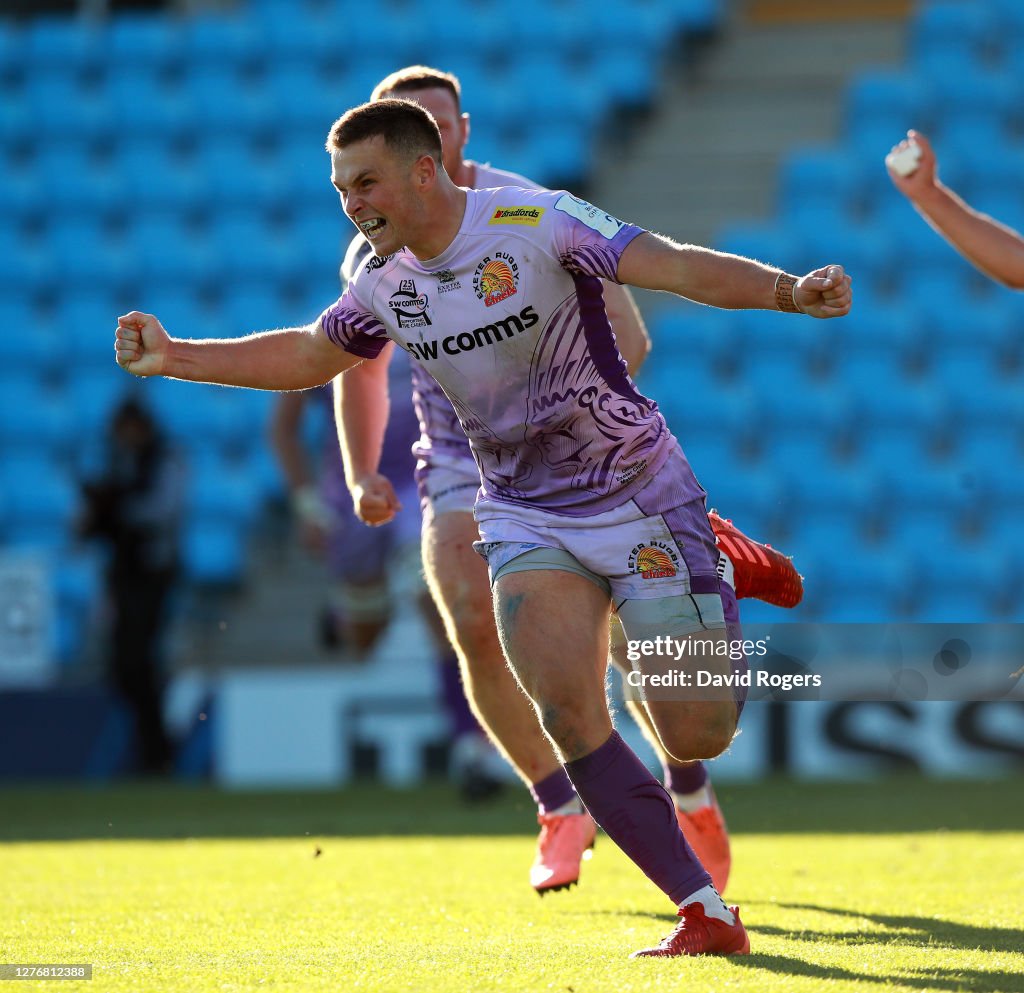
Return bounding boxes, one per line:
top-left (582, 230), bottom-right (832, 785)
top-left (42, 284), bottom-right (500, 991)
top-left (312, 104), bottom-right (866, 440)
top-left (547, 192), bottom-right (646, 283)
top-left (340, 232), bottom-right (374, 287)
top-left (319, 284), bottom-right (390, 360)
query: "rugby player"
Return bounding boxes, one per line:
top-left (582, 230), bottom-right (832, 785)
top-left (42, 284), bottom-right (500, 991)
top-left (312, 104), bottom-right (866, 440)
top-left (114, 99), bottom-right (851, 956)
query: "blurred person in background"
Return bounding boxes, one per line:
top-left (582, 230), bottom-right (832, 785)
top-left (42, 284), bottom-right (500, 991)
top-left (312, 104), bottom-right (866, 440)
top-left (79, 396), bottom-right (187, 775)
top-left (887, 129), bottom-right (1024, 289)
top-left (335, 66), bottom-right (804, 897)
top-left (268, 372), bottom-right (421, 656)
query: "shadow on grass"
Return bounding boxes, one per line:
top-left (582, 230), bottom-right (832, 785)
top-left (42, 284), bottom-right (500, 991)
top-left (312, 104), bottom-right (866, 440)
top-left (762, 903), bottom-right (1024, 955)
top-left (738, 902), bottom-right (1024, 992)
top-left (735, 953), bottom-right (1023, 993)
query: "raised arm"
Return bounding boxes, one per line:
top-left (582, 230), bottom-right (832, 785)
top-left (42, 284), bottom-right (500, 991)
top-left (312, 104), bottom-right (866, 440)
top-left (603, 282), bottom-right (651, 376)
top-left (115, 312), bottom-right (359, 389)
top-left (615, 232), bottom-right (851, 318)
top-left (334, 343), bottom-right (403, 526)
top-left (887, 130), bottom-right (1024, 290)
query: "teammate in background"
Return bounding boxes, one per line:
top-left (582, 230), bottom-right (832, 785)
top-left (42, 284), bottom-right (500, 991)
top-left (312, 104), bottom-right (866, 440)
top-left (269, 377), bottom-right (417, 654)
top-left (887, 129), bottom-right (1024, 289)
top-left (114, 99), bottom-right (851, 957)
top-left (336, 66), bottom-right (803, 897)
top-left (269, 359), bottom-right (506, 798)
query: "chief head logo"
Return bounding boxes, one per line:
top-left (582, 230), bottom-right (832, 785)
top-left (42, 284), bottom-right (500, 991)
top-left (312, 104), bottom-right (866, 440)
top-left (628, 542), bottom-right (679, 580)
top-left (474, 257), bottom-right (518, 307)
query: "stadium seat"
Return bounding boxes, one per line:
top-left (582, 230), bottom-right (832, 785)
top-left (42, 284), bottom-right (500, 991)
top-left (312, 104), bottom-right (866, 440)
top-left (106, 14), bottom-right (184, 74)
top-left (844, 71), bottom-right (929, 145)
top-left (0, 378), bottom-right (76, 459)
top-left (0, 454), bottom-right (79, 552)
top-left (183, 13), bottom-right (265, 73)
top-left (778, 147), bottom-right (863, 218)
top-left (913, 1), bottom-right (998, 55)
top-left (182, 518), bottom-right (248, 587)
top-left (23, 16), bottom-right (106, 78)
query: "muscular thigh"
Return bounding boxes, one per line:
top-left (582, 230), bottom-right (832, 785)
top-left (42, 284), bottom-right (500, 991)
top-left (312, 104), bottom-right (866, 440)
top-left (421, 510), bottom-right (493, 638)
top-left (492, 568), bottom-right (610, 708)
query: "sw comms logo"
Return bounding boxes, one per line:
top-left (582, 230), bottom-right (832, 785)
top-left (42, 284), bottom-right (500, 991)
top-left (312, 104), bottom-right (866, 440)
top-left (628, 541), bottom-right (679, 580)
top-left (489, 206), bottom-right (545, 226)
top-left (388, 278), bottom-right (431, 328)
top-left (473, 252), bottom-right (519, 307)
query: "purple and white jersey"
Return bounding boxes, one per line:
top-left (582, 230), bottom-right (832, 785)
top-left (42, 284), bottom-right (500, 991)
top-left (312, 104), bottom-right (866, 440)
top-left (341, 163), bottom-right (539, 474)
top-left (323, 186), bottom-right (705, 516)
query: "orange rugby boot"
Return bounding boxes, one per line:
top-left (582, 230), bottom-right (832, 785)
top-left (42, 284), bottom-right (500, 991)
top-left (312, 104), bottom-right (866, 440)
top-left (631, 903), bottom-right (750, 958)
top-left (676, 789), bottom-right (731, 895)
top-left (709, 509), bottom-right (803, 608)
top-left (529, 811), bottom-right (596, 894)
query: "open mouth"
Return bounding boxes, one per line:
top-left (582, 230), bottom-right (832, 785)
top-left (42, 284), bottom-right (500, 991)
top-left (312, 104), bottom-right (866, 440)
top-left (360, 218), bottom-right (387, 237)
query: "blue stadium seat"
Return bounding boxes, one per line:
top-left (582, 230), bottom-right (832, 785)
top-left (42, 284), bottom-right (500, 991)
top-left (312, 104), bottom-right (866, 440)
top-left (182, 519), bottom-right (247, 587)
top-left (844, 71), bottom-right (929, 144)
top-left (106, 72), bottom-right (197, 143)
top-left (106, 14), bottom-right (184, 74)
top-left (0, 378), bottom-right (76, 459)
top-left (24, 16), bottom-right (106, 78)
top-left (911, 1), bottom-right (997, 62)
top-left (778, 147), bottom-right (863, 217)
top-left (715, 223), bottom-right (801, 271)
top-left (183, 13), bottom-right (264, 72)
top-left (0, 454), bottom-right (79, 551)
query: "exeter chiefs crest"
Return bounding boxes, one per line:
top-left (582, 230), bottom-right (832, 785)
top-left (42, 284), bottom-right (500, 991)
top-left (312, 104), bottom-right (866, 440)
top-left (628, 541), bottom-right (679, 580)
top-left (473, 253), bottom-right (519, 307)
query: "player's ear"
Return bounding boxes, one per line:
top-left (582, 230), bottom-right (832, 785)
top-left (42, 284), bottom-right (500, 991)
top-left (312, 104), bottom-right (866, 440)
top-left (461, 112), bottom-right (471, 148)
top-left (412, 152), bottom-right (437, 189)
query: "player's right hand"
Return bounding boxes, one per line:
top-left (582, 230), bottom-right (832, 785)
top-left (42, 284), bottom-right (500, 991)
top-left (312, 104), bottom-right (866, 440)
top-left (886, 129), bottom-right (937, 197)
top-left (115, 312), bottom-right (169, 377)
top-left (350, 473), bottom-right (401, 527)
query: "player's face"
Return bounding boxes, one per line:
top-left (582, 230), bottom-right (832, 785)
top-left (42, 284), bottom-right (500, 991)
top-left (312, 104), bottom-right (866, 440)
top-left (331, 136), bottom-right (422, 256)
top-left (385, 86), bottom-right (467, 180)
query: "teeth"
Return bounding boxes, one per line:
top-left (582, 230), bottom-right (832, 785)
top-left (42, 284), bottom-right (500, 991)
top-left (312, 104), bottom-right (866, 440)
top-left (361, 218), bottom-right (385, 234)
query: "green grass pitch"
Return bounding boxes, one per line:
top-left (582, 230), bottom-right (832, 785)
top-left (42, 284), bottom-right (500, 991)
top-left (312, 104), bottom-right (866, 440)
top-left (1, 777), bottom-right (1021, 992)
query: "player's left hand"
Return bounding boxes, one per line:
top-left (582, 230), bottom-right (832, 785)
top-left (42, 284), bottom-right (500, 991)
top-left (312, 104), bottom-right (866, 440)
top-left (794, 265), bottom-right (852, 319)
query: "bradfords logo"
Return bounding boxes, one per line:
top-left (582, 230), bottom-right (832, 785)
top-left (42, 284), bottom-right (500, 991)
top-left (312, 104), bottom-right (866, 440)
top-left (388, 278), bottom-right (431, 328)
top-left (628, 541), bottom-right (679, 580)
top-left (489, 206), bottom-right (544, 226)
top-left (473, 252), bottom-right (519, 307)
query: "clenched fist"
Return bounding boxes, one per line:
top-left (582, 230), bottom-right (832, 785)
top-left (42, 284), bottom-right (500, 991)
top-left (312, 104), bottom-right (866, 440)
top-left (115, 312), bottom-right (170, 377)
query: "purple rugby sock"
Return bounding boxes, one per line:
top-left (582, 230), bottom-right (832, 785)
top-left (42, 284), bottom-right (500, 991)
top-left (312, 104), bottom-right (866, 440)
top-left (664, 760), bottom-right (708, 797)
top-left (529, 768), bottom-right (578, 814)
top-left (565, 731), bottom-right (710, 904)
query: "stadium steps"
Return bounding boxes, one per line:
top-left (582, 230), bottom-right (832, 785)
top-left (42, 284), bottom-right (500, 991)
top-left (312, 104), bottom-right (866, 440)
top-left (170, 517), bottom-right (340, 671)
top-left (587, 3), bottom-right (907, 254)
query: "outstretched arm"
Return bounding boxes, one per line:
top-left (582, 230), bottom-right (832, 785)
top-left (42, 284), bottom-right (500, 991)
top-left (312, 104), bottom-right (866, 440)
top-left (334, 344), bottom-right (403, 526)
top-left (887, 130), bottom-right (1024, 290)
top-left (115, 312), bottom-right (360, 389)
top-left (615, 233), bottom-right (851, 318)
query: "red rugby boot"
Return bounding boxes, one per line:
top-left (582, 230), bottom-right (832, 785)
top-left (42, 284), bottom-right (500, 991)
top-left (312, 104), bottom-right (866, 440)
top-left (631, 903), bottom-right (750, 958)
top-left (709, 509), bottom-right (803, 608)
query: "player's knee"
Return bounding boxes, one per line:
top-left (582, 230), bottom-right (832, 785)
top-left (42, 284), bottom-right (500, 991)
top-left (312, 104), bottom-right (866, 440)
top-left (536, 699), bottom-right (602, 756)
top-left (658, 703), bottom-right (737, 762)
top-left (444, 584), bottom-right (500, 657)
